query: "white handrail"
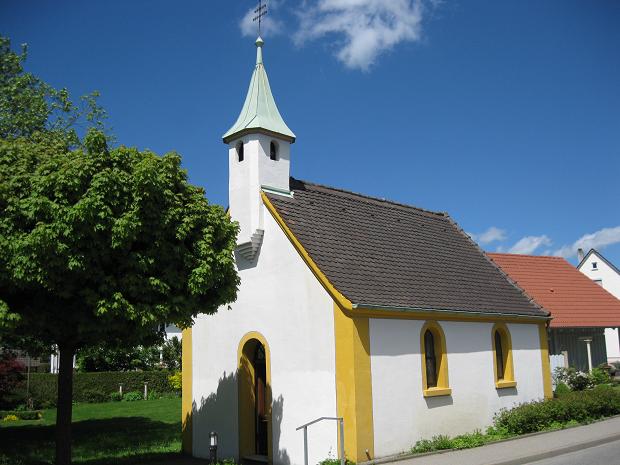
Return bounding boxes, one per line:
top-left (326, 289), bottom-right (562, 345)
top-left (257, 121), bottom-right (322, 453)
top-left (296, 416), bottom-right (345, 465)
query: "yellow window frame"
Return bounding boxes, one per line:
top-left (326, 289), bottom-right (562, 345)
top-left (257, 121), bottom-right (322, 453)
top-left (420, 321), bottom-right (451, 397)
top-left (492, 323), bottom-right (516, 389)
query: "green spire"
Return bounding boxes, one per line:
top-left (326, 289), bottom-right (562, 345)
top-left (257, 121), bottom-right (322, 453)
top-left (223, 37), bottom-right (296, 144)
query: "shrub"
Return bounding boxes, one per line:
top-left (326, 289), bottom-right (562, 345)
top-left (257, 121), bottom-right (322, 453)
top-left (147, 390), bottom-right (162, 400)
top-left (109, 392), bottom-right (122, 402)
top-left (552, 367), bottom-right (593, 391)
top-left (568, 372), bottom-right (592, 391)
top-left (2, 414), bottom-right (18, 422)
top-left (554, 382), bottom-right (571, 397)
top-left (82, 389), bottom-right (108, 403)
top-left (411, 435), bottom-right (453, 453)
top-left (0, 410), bottom-right (42, 420)
top-left (0, 351), bottom-right (25, 407)
top-left (451, 431), bottom-right (487, 450)
top-left (25, 370), bottom-right (174, 407)
top-left (123, 391), bottom-right (143, 401)
top-left (493, 386), bottom-right (620, 435)
top-left (589, 367), bottom-right (611, 386)
top-left (169, 371), bottom-right (182, 391)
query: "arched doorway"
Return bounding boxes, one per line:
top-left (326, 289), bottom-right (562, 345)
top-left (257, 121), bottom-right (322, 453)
top-left (238, 333), bottom-right (272, 462)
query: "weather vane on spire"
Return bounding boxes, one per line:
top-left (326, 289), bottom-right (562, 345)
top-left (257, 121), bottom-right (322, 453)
top-left (253, 0), bottom-right (267, 36)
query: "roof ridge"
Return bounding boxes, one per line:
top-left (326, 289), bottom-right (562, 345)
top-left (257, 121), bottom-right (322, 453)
top-left (291, 177), bottom-right (447, 218)
top-left (488, 252), bottom-right (566, 260)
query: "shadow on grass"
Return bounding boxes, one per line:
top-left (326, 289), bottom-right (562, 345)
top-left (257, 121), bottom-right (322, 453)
top-left (0, 416), bottom-right (183, 465)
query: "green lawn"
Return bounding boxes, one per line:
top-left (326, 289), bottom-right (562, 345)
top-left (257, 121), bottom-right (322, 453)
top-left (0, 398), bottom-right (183, 464)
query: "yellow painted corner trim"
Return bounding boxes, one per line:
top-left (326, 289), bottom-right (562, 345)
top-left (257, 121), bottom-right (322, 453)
top-left (420, 321), bottom-right (450, 394)
top-left (538, 323), bottom-right (553, 399)
top-left (423, 387), bottom-right (452, 397)
top-left (181, 327), bottom-right (193, 454)
top-left (333, 302), bottom-right (374, 463)
top-left (262, 191), bottom-right (353, 310)
top-left (492, 323), bottom-right (515, 386)
top-left (237, 331), bottom-right (273, 464)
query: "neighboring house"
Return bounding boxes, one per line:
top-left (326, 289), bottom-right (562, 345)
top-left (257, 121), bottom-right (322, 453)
top-left (183, 37), bottom-right (553, 465)
top-left (577, 248), bottom-right (620, 363)
top-left (489, 253), bottom-right (620, 372)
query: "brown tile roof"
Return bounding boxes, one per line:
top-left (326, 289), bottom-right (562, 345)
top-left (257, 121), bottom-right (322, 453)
top-left (264, 179), bottom-right (547, 318)
top-left (488, 253), bottom-right (620, 327)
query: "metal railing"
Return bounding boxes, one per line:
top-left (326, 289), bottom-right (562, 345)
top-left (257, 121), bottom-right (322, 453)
top-left (296, 417), bottom-right (344, 465)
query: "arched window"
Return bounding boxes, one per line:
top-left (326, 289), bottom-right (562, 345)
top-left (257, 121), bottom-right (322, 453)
top-left (269, 141), bottom-right (278, 161)
top-left (492, 323), bottom-right (516, 388)
top-left (424, 330), bottom-right (437, 388)
top-left (237, 142), bottom-right (244, 162)
top-left (420, 321), bottom-right (451, 397)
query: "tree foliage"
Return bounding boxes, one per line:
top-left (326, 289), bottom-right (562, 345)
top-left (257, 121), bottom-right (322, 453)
top-left (0, 35), bottom-right (239, 464)
top-left (76, 336), bottom-right (182, 372)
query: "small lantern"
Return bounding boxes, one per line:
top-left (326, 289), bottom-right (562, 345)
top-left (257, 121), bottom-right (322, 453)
top-left (209, 431), bottom-right (218, 464)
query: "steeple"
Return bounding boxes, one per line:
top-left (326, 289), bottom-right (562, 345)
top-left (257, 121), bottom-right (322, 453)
top-left (222, 37), bottom-right (295, 144)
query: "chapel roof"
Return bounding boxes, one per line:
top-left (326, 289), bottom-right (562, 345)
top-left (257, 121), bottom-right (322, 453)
top-left (488, 253), bottom-right (620, 327)
top-left (223, 37), bottom-right (295, 144)
top-left (264, 178), bottom-right (548, 318)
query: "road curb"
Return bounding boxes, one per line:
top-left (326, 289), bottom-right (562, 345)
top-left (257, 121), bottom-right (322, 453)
top-left (358, 415), bottom-right (620, 465)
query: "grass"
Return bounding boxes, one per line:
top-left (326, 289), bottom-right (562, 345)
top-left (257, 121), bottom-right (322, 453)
top-left (0, 398), bottom-right (182, 465)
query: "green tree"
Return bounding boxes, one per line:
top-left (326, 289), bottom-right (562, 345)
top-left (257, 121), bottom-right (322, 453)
top-left (0, 36), bottom-right (239, 464)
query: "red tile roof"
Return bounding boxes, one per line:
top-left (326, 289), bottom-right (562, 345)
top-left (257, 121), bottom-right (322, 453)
top-left (488, 253), bottom-right (620, 328)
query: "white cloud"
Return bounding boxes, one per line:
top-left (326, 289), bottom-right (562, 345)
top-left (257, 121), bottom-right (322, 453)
top-left (506, 235), bottom-right (552, 255)
top-left (294, 0), bottom-right (426, 71)
top-left (240, 1), bottom-right (285, 37)
top-left (554, 226), bottom-right (620, 259)
top-left (471, 226), bottom-right (507, 245)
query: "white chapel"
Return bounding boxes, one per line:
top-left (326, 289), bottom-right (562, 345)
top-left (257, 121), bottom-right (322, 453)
top-left (182, 36), bottom-right (553, 465)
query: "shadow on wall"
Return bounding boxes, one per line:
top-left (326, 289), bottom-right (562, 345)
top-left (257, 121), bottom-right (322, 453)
top-left (186, 371), bottom-right (290, 465)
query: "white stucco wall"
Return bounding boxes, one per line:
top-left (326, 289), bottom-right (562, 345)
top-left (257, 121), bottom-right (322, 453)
top-left (370, 319), bottom-right (544, 457)
top-left (578, 253), bottom-right (620, 361)
top-left (191, 206), bottom-right (338, 465)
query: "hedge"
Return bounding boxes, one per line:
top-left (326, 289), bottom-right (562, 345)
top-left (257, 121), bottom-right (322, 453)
top-left (493, 385), bottom-right (620, 435)
top-left (25, 370), bottom-right (176, 408)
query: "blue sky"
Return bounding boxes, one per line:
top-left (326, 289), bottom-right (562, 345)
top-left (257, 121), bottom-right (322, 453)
top-left (2, 0), bottom-right (619, 265)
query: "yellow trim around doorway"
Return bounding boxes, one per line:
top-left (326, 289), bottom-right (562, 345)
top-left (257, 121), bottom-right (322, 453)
top-left (538, 323), bottom-right (553, 399)
top-left (334, 302), bottom-right (374, 463)
top-left (237, 331), bottom-right (273, 464)
top-left (181, 327), bottom-right (193, 454)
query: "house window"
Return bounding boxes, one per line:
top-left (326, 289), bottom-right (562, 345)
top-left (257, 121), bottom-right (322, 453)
top-left (492, 323), bottom-right (516, 389)
top-left (420, 321), bottom-right (451, 397)
top-left (237, 142), bottom-right (244, 162)
top-left (594, 279), bottom-right (603, 286)
top-left (592, 262), bottom-right (598, 270)
top-left (269, 141), bottom-right (278, 161)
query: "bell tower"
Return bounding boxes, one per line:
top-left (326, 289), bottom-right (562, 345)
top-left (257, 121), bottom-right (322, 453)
top-left (223, 37), bottom-right (295, 259)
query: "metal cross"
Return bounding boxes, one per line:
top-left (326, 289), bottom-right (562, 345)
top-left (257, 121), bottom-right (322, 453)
top-left (253, 0), bottom-right (267, 35)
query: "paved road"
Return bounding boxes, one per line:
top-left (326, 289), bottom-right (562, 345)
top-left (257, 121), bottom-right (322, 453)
top-left (369, 416), bottom-right (620, 465)
top-left (527, 439), bottom-right (620, 465)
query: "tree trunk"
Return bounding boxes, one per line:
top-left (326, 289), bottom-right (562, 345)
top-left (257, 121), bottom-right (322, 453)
top-left (55, 344), bottom-right (74, 465)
